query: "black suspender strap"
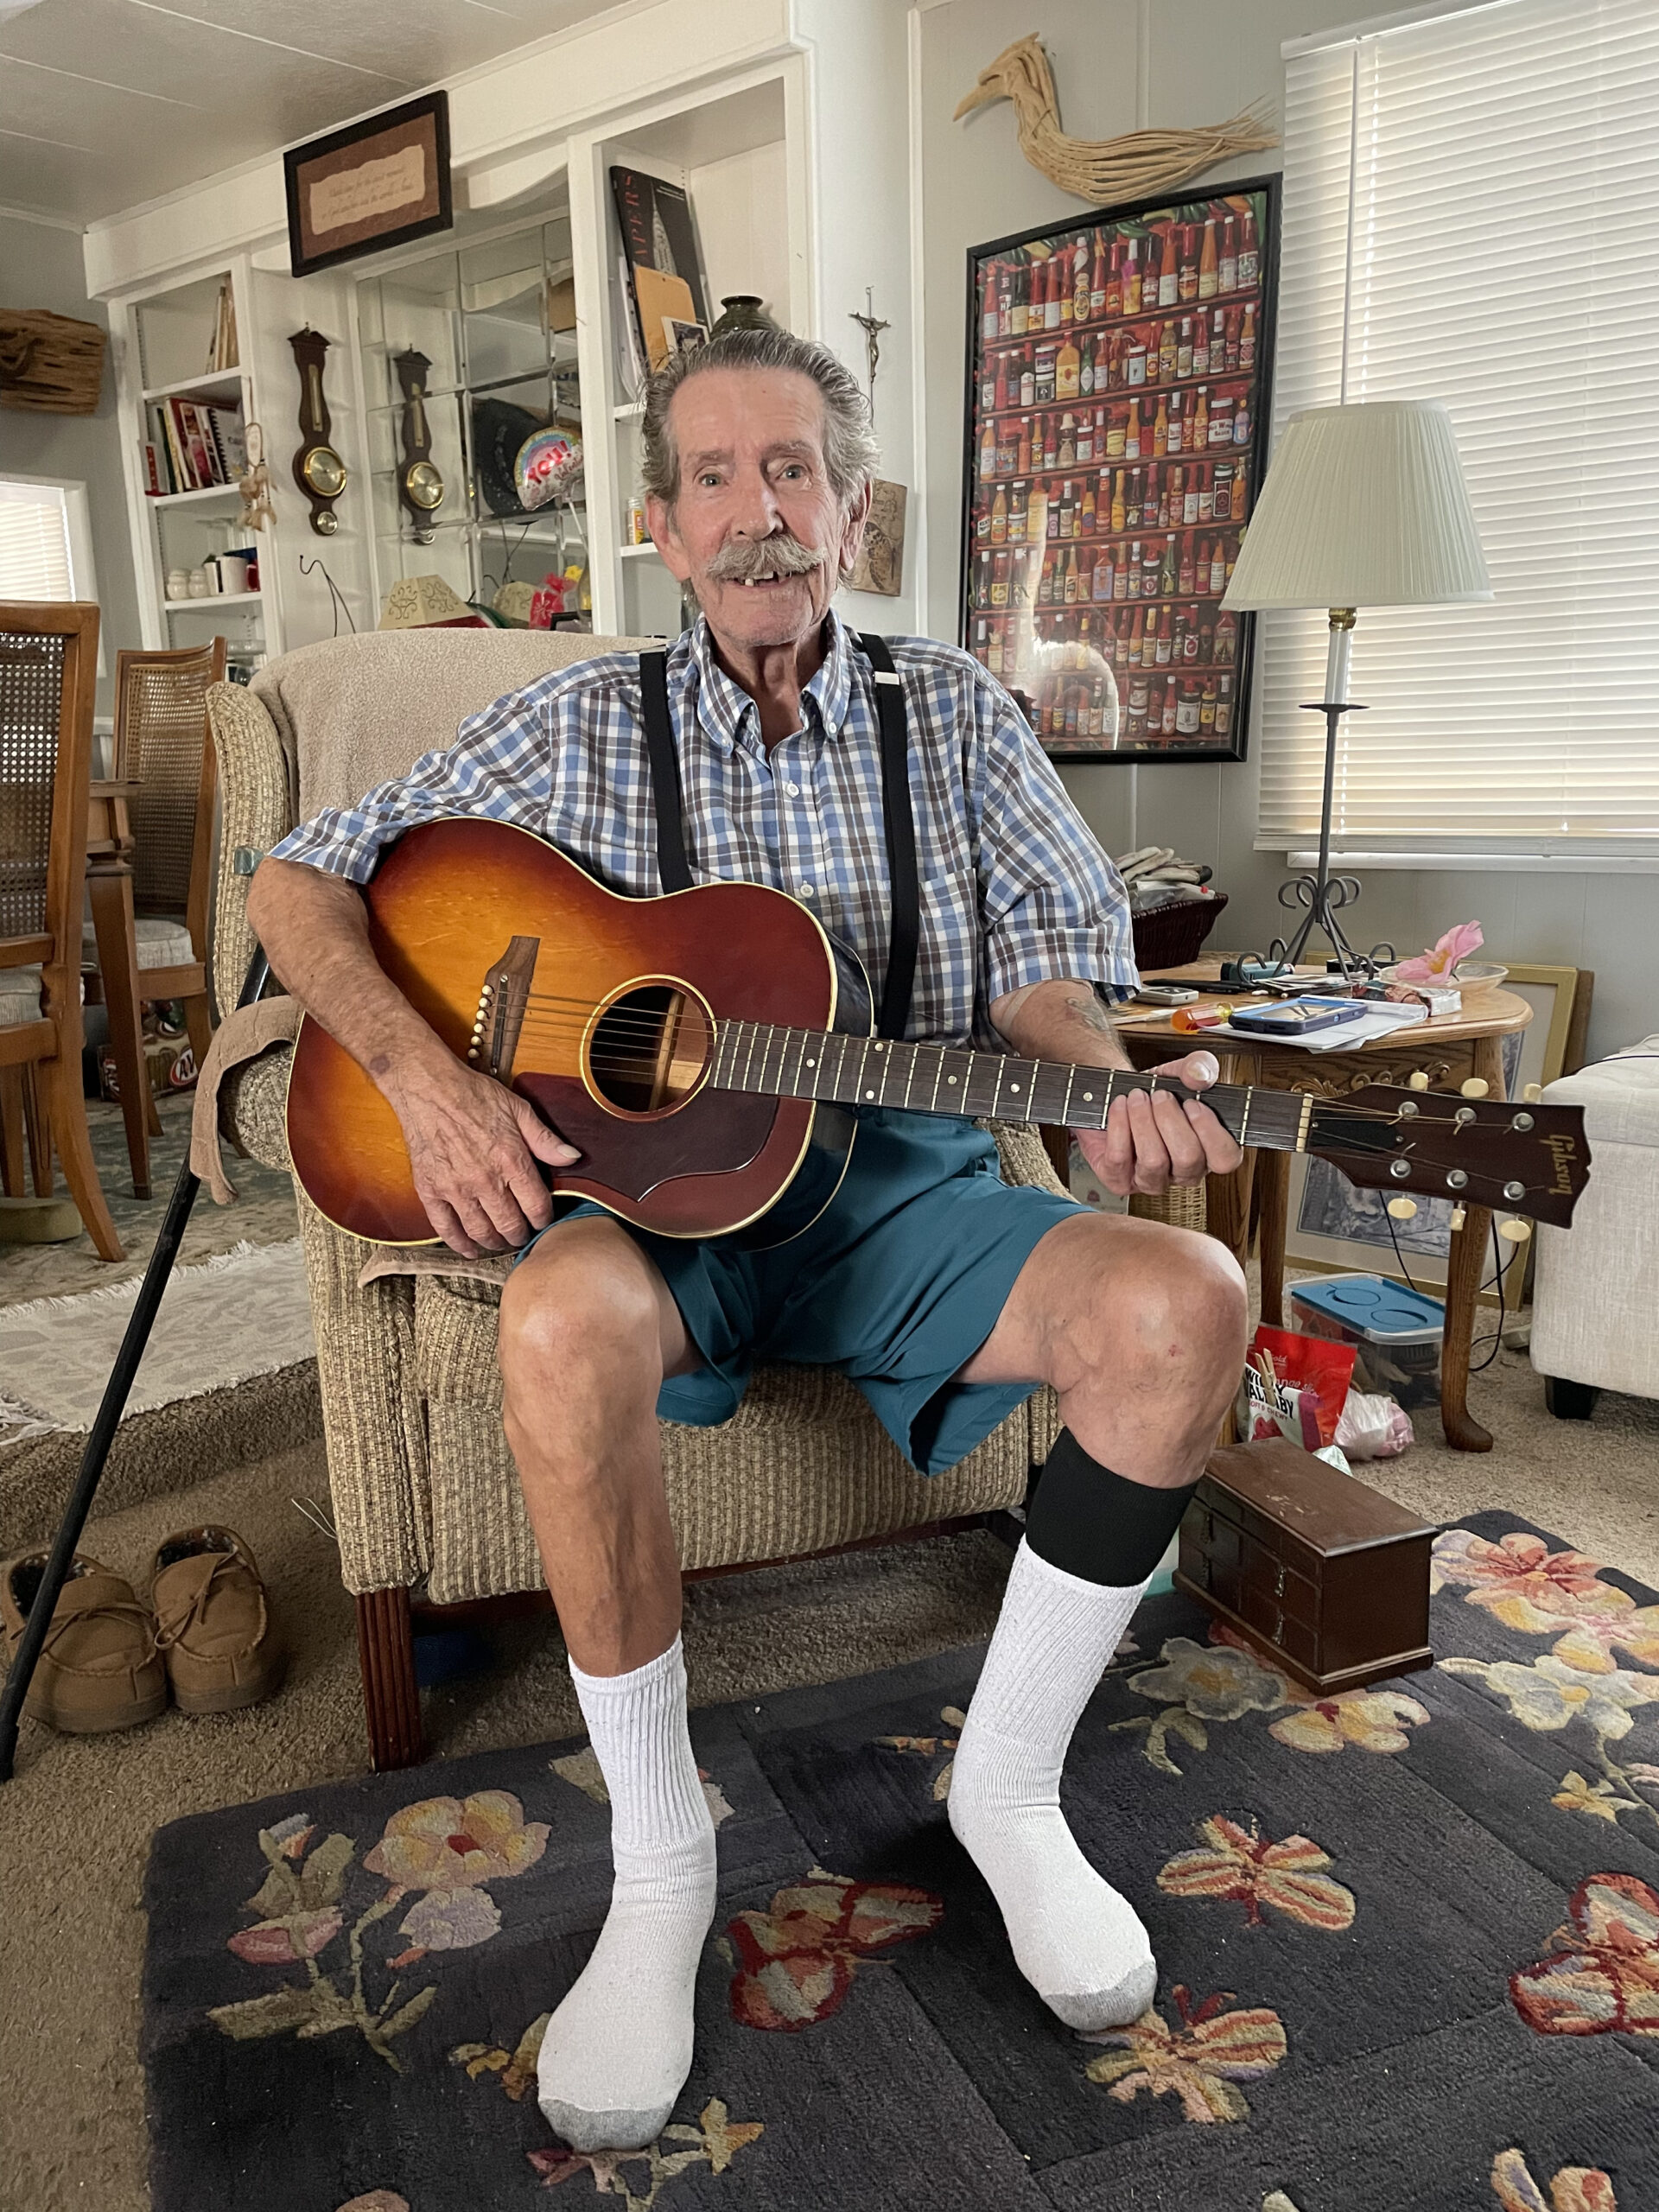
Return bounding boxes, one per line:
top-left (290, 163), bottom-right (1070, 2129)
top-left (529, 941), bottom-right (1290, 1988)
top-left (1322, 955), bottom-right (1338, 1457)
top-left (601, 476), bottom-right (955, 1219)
top-left (634, 636), bottom-right (918, 1039)
top-left (856, 632), bottom-right (919, 1043)
top-left (638, 647), bottom-right (693, 893)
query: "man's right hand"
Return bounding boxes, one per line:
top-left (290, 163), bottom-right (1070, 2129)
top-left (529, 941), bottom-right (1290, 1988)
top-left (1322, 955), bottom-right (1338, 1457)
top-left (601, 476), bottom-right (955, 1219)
top-left (384, 1059), bottom-right (581, 1258)
top-left (245, 856), bottom-right (581, 1256)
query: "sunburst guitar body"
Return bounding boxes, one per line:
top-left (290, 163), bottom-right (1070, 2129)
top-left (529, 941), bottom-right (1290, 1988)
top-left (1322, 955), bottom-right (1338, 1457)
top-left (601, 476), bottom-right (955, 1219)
top-left (285, 818), bottom-right (867, 1247)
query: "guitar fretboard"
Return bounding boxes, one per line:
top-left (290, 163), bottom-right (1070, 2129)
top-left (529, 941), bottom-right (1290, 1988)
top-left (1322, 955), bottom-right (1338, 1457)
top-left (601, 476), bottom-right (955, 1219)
top-left (707, 1021), bottom-right (1308, 1151)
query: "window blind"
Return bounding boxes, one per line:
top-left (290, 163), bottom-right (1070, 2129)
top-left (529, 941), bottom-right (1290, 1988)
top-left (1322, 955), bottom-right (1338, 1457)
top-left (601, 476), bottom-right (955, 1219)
top-left (1259, 0), bottom-right (1659, 855)
top-left (0, 479), bottom-right (74, 601)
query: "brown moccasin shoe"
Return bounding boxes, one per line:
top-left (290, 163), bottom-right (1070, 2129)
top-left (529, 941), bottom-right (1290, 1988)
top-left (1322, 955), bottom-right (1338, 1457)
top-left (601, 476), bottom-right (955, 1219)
top-left (1, 1550), bottom-right (168, 1733)
top-left (150, 1526), bottom-right (283, 1714)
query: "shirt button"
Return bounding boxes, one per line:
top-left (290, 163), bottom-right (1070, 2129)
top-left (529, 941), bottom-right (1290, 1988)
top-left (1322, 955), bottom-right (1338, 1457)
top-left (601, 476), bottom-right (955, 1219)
top-left (798, 880), bottom-right (815, 897)
top-left (785, 780), bottom-right (800, 796)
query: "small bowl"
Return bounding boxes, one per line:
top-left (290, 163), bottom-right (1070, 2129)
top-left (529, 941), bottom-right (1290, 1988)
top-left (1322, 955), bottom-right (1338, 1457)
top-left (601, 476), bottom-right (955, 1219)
top-left (1451, 961), bottom-right (1508, 999)
top-left (1377, 960), bottom-right (1508, 1001)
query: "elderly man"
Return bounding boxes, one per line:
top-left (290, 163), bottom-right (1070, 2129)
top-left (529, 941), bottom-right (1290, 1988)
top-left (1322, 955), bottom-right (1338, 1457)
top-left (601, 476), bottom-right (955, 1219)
top-left (246, 326), bottom-right (1246, 2152)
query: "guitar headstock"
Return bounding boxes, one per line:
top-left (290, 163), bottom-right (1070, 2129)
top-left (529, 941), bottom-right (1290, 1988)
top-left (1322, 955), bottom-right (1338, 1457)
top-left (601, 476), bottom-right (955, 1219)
top-left (1306, 1084), bottom-right (1590, 1228)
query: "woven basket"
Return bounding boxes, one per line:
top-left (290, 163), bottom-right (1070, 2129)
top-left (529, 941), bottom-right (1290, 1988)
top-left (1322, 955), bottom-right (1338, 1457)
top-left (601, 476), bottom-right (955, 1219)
top-left (1131, 890), bottom-right (1228, 972)
top-left (0, 309), bottom-right (107, 416)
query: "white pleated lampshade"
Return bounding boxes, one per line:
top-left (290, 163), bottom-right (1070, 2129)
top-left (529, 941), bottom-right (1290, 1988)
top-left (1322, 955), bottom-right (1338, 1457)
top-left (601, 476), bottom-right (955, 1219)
top-left (1222, 399), bottom-right (1491, 611)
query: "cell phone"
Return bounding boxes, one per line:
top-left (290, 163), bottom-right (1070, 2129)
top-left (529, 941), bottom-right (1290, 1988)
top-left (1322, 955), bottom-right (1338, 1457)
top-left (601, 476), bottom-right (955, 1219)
top-left (1227, 997), bottom-right (1369, 1037)
top-left (1134, 984), bottom-right (1201, 1006)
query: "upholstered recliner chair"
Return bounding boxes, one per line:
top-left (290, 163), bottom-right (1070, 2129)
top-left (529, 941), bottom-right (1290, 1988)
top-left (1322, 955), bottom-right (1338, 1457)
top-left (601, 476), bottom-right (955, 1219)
top-left (203, 631), bottom-right (1062, 1769)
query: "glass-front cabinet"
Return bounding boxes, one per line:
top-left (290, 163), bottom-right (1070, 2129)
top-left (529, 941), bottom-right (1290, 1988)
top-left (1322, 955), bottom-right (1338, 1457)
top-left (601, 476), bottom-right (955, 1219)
top-left (355, 197), bottom-right (589, 621)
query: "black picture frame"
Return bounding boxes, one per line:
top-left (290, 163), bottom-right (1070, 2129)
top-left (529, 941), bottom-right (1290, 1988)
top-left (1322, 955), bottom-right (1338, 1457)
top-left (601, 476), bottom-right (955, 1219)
top-left (960, 174), bottom-right (1280, 763)
top-left (285, 92), bottom-right (453, 281)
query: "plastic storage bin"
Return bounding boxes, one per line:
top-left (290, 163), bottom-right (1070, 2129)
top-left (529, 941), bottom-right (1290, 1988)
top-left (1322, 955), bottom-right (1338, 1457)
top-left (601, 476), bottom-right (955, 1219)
top-left (1288, 1274), bottom-right (1446, 1409)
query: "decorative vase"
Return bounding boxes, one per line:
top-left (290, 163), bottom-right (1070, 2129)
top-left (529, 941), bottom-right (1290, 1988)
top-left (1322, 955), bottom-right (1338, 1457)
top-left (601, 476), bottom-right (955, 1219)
top-left (709, 295), bottom-right (779, 336)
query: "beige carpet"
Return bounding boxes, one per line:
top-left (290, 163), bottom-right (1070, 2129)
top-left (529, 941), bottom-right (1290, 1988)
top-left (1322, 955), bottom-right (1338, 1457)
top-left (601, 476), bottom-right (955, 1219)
top-left (3, 1342), bottom-right (1656, 2212)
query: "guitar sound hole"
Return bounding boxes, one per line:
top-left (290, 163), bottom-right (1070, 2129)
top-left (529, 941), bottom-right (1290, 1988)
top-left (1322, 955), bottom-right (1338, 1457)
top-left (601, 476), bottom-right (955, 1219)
top-left (587, 984), bottom-right (712, 1116)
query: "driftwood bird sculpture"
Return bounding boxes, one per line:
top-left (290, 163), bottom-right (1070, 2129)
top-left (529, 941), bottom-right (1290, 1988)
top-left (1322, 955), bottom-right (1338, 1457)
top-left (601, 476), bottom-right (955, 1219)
top-left (954, 34), bottom-right (1276, 205)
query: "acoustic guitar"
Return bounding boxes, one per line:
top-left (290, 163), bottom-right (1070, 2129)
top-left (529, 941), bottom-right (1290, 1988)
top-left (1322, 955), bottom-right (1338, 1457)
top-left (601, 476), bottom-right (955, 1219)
top-left (285, 818), bottom-right (1592, 1248)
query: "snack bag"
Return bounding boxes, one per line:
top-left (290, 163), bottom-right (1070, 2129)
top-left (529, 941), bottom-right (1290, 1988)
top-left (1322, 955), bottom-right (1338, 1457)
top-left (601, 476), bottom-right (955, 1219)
top-left (1237, 1325), bottom-right (1356, 1451)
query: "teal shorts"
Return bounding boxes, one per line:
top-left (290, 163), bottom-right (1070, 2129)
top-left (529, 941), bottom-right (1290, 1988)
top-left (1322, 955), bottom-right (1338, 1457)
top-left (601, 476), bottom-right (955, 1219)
top-left (524, 1108), bottom-right (1084, 1475)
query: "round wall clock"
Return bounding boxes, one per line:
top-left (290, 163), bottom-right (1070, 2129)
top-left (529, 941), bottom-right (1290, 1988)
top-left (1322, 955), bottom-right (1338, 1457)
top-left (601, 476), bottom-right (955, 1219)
top-left (392, 348), bottom-right (444, 542)
top-left (289, 327), bottom-right (348, 536)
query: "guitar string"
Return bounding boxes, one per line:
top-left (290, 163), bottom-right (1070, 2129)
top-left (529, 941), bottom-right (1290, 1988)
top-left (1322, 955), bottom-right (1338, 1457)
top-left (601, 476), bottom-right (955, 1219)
top-left (505, 1011), bottom-right (1493, 1124)
top-left (510, 995), bottom-right (1511, 1125)
top-left (502, 1017), bottom-right (1515, 1141)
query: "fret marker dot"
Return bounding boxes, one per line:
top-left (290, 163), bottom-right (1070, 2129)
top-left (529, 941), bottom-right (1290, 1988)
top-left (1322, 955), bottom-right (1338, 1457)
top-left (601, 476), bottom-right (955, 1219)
top-left (947, 1075), bottom-right (957, 1084)
top-left (1010, 1083), bottom-right (1020, 1092)
top-left (805, 1058), bottom-right (815, 1068)
top-left (865, 1089), bottom-right (875, 1098)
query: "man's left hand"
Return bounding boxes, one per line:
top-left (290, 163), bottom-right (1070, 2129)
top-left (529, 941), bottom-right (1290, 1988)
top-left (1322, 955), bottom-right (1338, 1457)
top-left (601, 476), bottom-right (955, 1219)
top-left (1075, 1050), bottom-right (1243, 1198)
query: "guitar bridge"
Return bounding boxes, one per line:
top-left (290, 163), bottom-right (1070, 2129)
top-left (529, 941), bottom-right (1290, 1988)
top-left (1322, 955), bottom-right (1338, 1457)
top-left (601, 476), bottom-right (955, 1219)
top-left (467, 935), bottom-right (539, 1078)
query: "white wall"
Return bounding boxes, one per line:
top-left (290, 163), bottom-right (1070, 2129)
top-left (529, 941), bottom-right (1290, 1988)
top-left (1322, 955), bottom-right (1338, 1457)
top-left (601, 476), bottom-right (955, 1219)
top-left (0, 209), bottom-right (143, 714)
top-left (916, 0), bottom-right (1649, 1061)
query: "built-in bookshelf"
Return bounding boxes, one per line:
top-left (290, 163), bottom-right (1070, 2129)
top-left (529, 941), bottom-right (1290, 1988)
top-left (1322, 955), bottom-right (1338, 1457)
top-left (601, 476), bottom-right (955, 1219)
top-left (114, 260), bottom-right (274, 673)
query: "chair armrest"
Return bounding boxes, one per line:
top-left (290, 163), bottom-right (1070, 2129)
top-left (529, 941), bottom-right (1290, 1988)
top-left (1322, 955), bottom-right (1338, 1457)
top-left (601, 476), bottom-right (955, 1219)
top-left (989, 1119), bottom-right (1068, 1196)
top-left (295, 1186), bottom-right (432, 1594)
top-left (207, 680), bottom-right (292, 1018)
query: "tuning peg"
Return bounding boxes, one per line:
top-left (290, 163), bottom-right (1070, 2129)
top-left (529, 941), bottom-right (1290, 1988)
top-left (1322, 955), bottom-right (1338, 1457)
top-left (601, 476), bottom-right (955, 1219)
top-left (1386, 1197), bottom-right (1418, 1220)
top-left (1523, 1082), bottom-right (1543, 1103)
top-left (1449, 1205), bottom-right (1467, 1231)
top-left (1499, 1218), bottom-right (1533, 1243)
top-left (1408, 1070), bottom-right (1430, 1090)
top-left (1460, 1077), bottom-right (1489, 1099)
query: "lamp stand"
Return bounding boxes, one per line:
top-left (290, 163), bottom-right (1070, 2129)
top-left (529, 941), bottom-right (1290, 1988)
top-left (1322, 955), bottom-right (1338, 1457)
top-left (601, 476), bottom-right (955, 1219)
top-left (1268, 607), bottom-right (1395, 982)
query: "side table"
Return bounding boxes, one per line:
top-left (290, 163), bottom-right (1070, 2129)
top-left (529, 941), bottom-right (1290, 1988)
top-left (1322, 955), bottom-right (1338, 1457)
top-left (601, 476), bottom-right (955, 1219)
top-left (1112, 965), bottom-right (1535, 1452)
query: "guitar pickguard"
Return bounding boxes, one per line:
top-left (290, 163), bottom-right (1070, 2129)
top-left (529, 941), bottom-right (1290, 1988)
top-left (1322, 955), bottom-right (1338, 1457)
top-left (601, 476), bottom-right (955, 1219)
top-left (516, 1075), bottom-right (778, 1204)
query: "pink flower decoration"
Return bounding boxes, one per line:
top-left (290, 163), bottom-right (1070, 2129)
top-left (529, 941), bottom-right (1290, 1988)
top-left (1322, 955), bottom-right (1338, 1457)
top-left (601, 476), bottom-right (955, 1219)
top-left (228, 1907), bottom-right (343, 1963)
top-left (1394, 919), bottom-right (1484, 983)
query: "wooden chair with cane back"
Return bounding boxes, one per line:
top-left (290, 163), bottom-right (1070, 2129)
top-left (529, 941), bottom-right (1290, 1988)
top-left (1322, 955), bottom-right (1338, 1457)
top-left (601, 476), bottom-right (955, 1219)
top-left (0, 601), bottom-right (122, 1259)
top-left (90, 639), bottom-right (225, 1198)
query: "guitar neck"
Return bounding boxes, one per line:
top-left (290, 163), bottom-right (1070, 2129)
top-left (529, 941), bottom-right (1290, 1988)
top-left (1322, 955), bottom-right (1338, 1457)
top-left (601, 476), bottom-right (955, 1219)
top-left (708, 1021), bottom-right (1308, 1151)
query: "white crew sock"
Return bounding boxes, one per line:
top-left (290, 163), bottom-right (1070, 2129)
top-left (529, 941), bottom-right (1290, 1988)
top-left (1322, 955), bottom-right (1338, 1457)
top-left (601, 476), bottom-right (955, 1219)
top-left (948, 1539), bottom-right (1157, 2031)
top-left (537, 1636), bottom-right (717, 2152)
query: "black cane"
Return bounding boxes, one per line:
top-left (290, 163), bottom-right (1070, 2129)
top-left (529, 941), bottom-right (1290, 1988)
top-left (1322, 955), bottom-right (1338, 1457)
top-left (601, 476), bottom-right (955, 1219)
top-left (0, 945), bottom-right (271, 1782)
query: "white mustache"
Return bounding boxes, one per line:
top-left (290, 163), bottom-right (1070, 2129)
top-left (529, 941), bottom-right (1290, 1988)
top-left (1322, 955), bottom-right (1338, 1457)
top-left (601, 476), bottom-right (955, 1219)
top-left (705, 534), bottom-right (823, 583)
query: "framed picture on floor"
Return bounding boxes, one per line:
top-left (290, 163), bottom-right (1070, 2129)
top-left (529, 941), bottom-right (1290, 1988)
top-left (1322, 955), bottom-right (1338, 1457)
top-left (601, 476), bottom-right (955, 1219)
top-left (960, 175), bottom-right (1279, 762)
top-left (1283, 965), bottom-right (1590, 1291)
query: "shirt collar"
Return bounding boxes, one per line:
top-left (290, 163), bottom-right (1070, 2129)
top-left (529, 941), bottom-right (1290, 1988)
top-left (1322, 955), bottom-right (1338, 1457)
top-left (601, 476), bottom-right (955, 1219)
top-left (687, 609), bottom-right (855, 755)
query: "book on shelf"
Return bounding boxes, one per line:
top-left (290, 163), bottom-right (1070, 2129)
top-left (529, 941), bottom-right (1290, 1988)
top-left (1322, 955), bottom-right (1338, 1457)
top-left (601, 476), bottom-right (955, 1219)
top-left (608, 166), bottom-right (709, 377)
top-left (207, 278), bottom-right (238, 374)
top-left (176, 400), bottom-right (218, 487)
top-left (147, 394), bottom-right (245, 492)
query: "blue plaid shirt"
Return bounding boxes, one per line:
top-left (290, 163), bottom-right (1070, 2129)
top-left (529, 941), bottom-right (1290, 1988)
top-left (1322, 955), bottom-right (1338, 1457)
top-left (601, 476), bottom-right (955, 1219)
top-left (269, 613), bottom-right (1136, 1047)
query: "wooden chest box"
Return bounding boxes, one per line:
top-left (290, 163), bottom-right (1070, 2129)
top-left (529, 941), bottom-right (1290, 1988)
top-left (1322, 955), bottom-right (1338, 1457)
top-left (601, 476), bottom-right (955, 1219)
top-left (1174, 1438), bottom-right (1437, 1695)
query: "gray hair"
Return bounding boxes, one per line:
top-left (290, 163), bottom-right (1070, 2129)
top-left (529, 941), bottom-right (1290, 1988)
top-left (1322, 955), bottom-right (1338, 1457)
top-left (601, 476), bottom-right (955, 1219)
top-left (639, 325), bottom-right (880, 512)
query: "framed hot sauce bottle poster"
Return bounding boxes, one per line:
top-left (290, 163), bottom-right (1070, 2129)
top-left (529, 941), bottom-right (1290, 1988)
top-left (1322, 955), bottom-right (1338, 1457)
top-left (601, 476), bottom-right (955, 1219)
top-left (961, 175), bottom-right (1279, 762)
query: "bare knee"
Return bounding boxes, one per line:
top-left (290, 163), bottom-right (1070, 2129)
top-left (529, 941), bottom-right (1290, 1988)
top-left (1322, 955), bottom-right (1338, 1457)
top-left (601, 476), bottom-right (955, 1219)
top-left (499, 1225), bottom-right (665, 1405)
top-left (1074, 1224), bottom-right (1247, 1401)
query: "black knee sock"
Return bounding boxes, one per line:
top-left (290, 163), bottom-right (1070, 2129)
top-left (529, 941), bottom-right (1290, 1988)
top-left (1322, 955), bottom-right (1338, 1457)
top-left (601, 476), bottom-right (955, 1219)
top-left (1023, 1428), bottom-right (1199, 1587)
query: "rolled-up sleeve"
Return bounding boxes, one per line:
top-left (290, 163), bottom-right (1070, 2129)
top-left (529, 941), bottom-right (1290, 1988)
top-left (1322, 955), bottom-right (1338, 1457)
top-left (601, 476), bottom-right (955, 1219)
top-left (267, 688), bottom-right (558, 883)
top-left (976, 693), bottom-right (1138, 1007)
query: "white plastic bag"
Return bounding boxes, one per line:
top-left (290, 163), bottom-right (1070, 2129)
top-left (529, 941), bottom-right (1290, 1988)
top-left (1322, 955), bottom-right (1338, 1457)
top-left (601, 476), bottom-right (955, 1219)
top-left (1335, 1388), bottom-right (1414, 1459)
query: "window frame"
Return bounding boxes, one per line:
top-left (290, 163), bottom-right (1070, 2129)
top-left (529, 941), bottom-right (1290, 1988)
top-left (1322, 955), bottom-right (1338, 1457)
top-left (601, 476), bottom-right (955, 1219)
top-left (1260, 0), bottom-right (1659, 871)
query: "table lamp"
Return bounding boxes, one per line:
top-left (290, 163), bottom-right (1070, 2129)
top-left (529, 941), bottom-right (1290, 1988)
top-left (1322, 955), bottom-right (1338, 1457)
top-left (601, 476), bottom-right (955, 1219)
top-left (1222, 398), bottom-right (1491, 978)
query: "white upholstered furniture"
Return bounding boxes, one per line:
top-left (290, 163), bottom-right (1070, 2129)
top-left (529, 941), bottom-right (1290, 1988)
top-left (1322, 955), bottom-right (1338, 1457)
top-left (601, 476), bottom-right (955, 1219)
top-left (1530, 1034), bottom-right (1659, 1416)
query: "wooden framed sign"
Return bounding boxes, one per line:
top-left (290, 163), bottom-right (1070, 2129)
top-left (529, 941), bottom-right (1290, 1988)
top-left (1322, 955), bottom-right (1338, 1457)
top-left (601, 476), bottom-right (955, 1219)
top-left (285, 92), bottom-right (452, 280)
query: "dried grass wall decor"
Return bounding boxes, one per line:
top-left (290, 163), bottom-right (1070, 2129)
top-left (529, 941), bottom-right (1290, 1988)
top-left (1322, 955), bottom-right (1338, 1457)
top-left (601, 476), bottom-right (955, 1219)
top-left (955, 34), bottom-right (1277, 206)
top-left (0, 308), bottom-right (107, 416)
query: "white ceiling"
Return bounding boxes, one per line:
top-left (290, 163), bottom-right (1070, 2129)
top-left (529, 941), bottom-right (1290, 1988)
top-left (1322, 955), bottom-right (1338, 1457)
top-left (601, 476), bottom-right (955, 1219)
top-left (0, 0), bottom-right (625, 226)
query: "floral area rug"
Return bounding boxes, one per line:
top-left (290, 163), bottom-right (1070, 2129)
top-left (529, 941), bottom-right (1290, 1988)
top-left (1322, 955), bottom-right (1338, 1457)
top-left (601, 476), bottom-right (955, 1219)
top-left (142, 1511), bottom-right (1659, 2212)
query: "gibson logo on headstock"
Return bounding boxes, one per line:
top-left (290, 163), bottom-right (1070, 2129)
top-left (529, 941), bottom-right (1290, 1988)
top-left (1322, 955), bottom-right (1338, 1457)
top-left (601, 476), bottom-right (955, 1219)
top-left (1543, 1132), bottom-right (1578, 1195)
